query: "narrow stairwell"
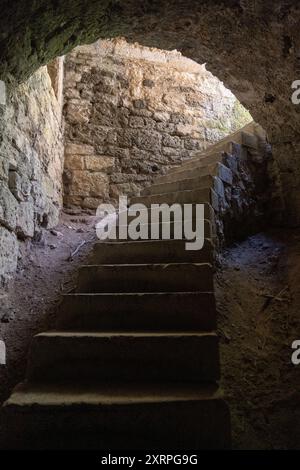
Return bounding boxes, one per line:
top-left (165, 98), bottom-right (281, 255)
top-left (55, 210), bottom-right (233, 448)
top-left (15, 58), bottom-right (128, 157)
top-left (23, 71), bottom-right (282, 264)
top-left (2, 122), bottom-right (267, 450)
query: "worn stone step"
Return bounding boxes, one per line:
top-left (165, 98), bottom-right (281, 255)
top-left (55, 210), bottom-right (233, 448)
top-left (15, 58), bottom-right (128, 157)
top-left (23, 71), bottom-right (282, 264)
top-left (107, 219), bottom-right (214, 242)
top-left (77, 262), bottom-right (214, 293)
top-left (3, 382), bottom-right (230, 449)
top-left (168, 153), bottom-right (227, 175)
top-left (159, 147), bottom-right (232, 179)
top-left (184, 122), bottom-right (258, 162)
top-left (167, 152), bottom-right (223, 174)
top-left (147, 162), bottom-right (232, 189)
top-left (26, 331), bottom-right (220, 383)
top-left (141, 174), bottom-right (214, 196)
top-left (130, 188), bottom-right (219, 212)
top-left (92, 239), bottom-right (214, 264)
top-left (121, 202), bottom-right (216, 224)
top-left (163, 123), bottom-right (260, 176)
top-left (171, 130), bottom-right (258, 172)
top-left (179, 139), bottom-right (240, 168)
top-left (154, 164), bottom-right (216, 185)
top-left (57, 291), bottom-right (216, 331)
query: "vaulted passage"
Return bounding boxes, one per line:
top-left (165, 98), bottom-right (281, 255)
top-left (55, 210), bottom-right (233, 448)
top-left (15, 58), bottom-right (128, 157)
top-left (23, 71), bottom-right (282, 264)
top-left (0, 0), bottom-right (300, 451)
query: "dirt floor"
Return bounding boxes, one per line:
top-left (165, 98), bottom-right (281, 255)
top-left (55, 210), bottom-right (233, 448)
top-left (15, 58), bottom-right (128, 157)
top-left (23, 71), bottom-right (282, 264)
top-left (216, 230), bottom-right (300, 449)
top-left (0, 213), bottom-right (299, 449)
top-left (0, 211), bottom-right (97, 407)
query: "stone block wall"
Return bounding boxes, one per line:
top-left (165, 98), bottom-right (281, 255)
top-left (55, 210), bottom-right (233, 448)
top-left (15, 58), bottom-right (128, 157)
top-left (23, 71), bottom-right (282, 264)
top-left (214, 124), bottom-right (283, 243)
top-left (63, 38), bottom-right (251, 209)
top-left (0, 67), bottom-right (64, 288)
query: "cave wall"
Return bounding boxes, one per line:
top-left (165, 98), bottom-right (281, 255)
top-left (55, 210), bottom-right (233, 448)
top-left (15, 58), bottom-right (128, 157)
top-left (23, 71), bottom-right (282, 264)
top-left (0, 67), bottom-right (64, 288)
top-left (63, 38), bottom-right (251, 209)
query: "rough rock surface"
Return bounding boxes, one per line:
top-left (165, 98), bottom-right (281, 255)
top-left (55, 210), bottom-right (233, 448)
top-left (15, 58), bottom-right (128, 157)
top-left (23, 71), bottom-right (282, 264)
top-left (0, 67), bottom-right (64, 288)
top-left (63, 39), bottom-right (250, 208)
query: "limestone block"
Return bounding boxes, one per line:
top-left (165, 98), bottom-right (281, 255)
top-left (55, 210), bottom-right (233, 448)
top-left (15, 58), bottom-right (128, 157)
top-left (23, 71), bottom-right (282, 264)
top-left (106, 130), bottom-right (118, 145)
top-left (175, 124), bottom-right (195, 136)
top-left (133, 131), bottom-right (162, 153)
top-left (82, 197), bottom-right (103, 210)
top-left (129, 116), bottom-right (145, 128)
top-left (64, 195), bottom-right (83, 207)
top-left (162, 135), bottom-right (181, 148)
top-left (84, 156), bottom-right (115, 172)
top-left (64, 155), bottom-right (85, 170)
top-left (110, 182), bottom-right (140, 198)
top-left (106, 146), bottom-right (129, 159)
top-left (117, 130), bottom-right (134, 148)
top-left (69, 171), bottom-right (109, 198)
top-left (156, 122), bottom-right (176, 134)
top-left (65, 143), bottom-right (94, 155)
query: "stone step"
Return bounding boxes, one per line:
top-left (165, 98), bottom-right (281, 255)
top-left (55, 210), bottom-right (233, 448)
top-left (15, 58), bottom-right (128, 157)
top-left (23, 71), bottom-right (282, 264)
top-left (166, 139), bottom-right (246, 174)
top-left (92, 239), bottom-right (214, 264)
top-left (145, 162), bottom-right (232, 190)
top-left (167, 151), bottom-right (224, 175)
top-left (160, 142), bottom-right (237, 178)
top-left (26, 331), bottom-right (220, 383)
top-left (77, 262), bottom-right (214, 293)
top-left (167, 152), bottom-right (223, 174)
top-left (130, 188), bottom-right (219, 212)
top-left (3, 382), bottom-right (230, 449)
top-left (183, 135), bottom-right (246, 165)
top-left (57, 291), bottom-right (216, 331)
top-left (182, 122), bottom-right (259, 163)
top-left (121, 202), bottom-right (216, 223)
top-left (154, 163), bottom-right (217, 185)
top-left (107, 219), bottom-right (214, 241)
top-left (141, 174), bottom-right (214, 196)
top-left (163, 124), bottom-right (260, 176)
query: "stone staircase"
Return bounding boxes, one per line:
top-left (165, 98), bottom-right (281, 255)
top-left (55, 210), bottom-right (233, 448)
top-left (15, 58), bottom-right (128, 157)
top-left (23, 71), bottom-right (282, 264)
top-left (1, 122), bottom-right (266, 450)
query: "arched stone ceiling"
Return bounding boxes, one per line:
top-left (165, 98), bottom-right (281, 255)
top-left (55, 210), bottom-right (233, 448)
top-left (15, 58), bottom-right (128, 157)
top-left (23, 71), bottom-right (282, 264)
top-left (1, 0), bottom-right (299, 142)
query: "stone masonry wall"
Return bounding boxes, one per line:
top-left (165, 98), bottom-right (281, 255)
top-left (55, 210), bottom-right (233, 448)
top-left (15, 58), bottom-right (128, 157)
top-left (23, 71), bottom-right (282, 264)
top-left (0, 67), bottom-right (64, 288)
top-left (63, 39), bottom-right (251, 209)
